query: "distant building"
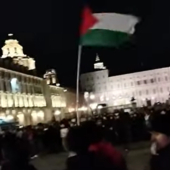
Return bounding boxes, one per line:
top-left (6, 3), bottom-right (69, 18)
top-left (1, 34), bottom-right (36, 70)
top-left (80, 55), bottom-right (170, 108)
top-left (0, 34), bottom-right (68, 125)
top-left (43, 69), bottom-right (58, 85)
top-left (94, 54), bottom-right (106, 70)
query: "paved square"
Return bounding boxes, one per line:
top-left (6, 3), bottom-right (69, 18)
top-left (32, 142), bottom-right (150, 170)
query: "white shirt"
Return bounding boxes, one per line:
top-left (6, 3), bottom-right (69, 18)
top-left (60, 128), bottom-right (69, 138)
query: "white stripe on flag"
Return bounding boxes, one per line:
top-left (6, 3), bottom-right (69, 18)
top-left (91, 13), bottom-right (139, 34)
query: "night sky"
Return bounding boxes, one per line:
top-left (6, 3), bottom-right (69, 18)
top-left (0, 0), bottom-right (170, 88)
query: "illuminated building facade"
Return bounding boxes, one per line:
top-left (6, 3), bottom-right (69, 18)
top-left (80, 55), bottom-right (170, 108)
top-left (0, 34), bottom-right (66, 125)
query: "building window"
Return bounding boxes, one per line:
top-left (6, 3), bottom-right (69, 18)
top-left (158, 77), bottom-right (161, 82)
top-left (139, 91), bottom-right (142, 96)
top-left (131, 82), bottom-right (133, 86)
top-left (3, 80), bottom-right (6, 91)
top-left (23, 76), bottom-right (26, 82)
top-left (137, 81), bottom-right (140, 85)
top-left (144, 80), bottom-right (147, 84)
top-left (160, 88), bottom-right (163, 93)
top-left (150, 79), bottom-right (154, 83)
top-left (8, 80), bottom-right (12, 92)
top-left (165, 76), bottom-right (168, 81)
top-left (97, 76), bottom-right (99, 79)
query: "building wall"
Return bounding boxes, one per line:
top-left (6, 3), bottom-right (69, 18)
top-left (0, 35), bottom-right (78, 125)
top-left (64, 88), bottom-right (85, 114)
top-left (0, 67), bottom-right (71, 125)
top-left (80, 67), bottom-right (170, 107)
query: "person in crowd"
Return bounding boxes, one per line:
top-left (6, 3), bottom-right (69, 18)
top-left (1, 138), bottom-right (37, 170)
top-left (150, 110), bottom-right (170, 170)
top-left (119, 111), bottom-right (131, 151)
top-left (66, 121), bottom-right (127, 170)
top-left (60, 119), bottom-right (70, 151)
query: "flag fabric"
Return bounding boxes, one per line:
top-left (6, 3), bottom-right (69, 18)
top-left (80, 7), bottom-right (98, 35)
top-left (80, 7), bottom-right (139, 47)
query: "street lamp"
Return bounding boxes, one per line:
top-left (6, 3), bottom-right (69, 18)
top-left (54, 110), bottom-right (61, 116)
top-left (98, 105), bottom-right (103, 109)
top-left (90, 94), bottom-right (95, 100)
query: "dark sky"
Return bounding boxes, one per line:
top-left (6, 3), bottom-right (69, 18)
top-left (0, 0), bottom-right (170, 87)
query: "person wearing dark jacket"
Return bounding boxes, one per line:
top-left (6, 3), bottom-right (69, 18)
top-left (66, 121), bottom-right (127, 170)
top-left (150, 110), bottom-right (170, 170)
top-left (1, 138), bottom-right (37, 170)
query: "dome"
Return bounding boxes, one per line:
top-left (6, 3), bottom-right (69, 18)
top-left (1, 34), bottom-right (26, 58)
top-left (1, 34), bottom-right (36, 70)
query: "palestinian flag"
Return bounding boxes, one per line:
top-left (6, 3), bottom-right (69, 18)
top-left (80, 6), bottom-right (139, 47)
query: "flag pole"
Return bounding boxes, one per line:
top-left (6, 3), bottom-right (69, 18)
top-left (76, 45), bottom-right (82, 126)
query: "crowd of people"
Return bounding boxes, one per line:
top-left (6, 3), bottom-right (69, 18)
top-left (0, 104), bottom-right (169, 170)
top-left (65, 106), bottom-right (170, 170)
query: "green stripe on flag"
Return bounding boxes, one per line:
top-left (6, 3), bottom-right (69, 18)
top-left (81, 29), bottom-right (131, 47)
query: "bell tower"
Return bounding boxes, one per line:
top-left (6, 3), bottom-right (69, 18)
top-left (94, 54), bottom-right (106, 70)
top-left (1, 34), bottom-right (36, 70)
top-left (2, 34), bottom-right (26, 58)
top-left (43, 69), bottom-right (59, 85)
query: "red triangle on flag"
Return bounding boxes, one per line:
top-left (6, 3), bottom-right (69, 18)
top-left (80, 6), bottom-right (98, 35)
